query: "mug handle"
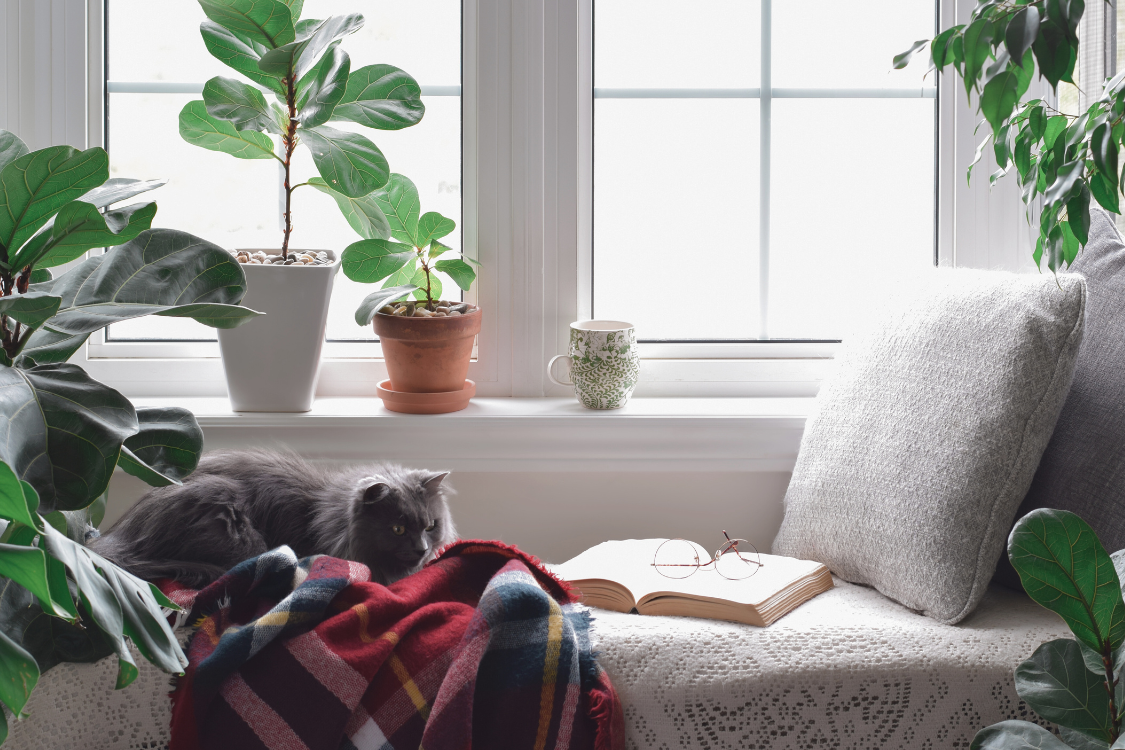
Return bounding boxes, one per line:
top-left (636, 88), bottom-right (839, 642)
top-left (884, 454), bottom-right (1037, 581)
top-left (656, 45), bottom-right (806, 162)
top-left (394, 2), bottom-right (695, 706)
top-left (547, 355), bottom-right (573, 386)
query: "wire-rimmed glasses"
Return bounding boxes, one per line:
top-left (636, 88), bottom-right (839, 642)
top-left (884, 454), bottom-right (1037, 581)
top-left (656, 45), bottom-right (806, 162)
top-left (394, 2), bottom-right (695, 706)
top-left (651, 531), bottom-right (763, 580)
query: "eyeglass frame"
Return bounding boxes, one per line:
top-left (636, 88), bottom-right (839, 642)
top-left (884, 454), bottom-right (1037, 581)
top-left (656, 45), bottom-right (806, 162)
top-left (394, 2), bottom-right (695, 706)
top-left (650, 530), bottom-right (765, 580)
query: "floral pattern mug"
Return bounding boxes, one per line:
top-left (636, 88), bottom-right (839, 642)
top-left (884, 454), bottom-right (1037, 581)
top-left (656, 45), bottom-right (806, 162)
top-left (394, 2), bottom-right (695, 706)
top-left (548, 320), bottom-right (640, 409)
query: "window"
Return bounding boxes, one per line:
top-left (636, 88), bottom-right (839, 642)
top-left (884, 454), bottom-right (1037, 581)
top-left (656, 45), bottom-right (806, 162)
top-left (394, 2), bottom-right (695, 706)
top-left (102, 0), bottom-right (462, 352)
top-left (591, 0), bottom-right (938, 342)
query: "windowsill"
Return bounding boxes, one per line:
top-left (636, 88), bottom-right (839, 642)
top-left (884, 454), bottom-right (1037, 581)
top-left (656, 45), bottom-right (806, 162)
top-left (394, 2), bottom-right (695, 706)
top-left (131, 396), bottom-right (814, 472)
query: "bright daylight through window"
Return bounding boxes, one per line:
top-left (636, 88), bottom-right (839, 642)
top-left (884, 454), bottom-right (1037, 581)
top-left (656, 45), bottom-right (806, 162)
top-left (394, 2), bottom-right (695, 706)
top-left (104, 0), bottom-right (461, 346)
top-left (592, 0), bottom-right (938, 341)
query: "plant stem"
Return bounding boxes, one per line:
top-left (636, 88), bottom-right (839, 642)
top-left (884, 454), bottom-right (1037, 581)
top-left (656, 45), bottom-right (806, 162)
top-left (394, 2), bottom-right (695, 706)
top-left (281, 72), bottom-right (299, 254)
top-left (1106, 645), bottom-right (1120, 742)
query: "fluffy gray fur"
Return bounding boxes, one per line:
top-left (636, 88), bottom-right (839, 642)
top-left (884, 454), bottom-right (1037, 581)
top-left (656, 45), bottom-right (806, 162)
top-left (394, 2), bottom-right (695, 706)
top-left (91, 450), bottom-right (457, 587)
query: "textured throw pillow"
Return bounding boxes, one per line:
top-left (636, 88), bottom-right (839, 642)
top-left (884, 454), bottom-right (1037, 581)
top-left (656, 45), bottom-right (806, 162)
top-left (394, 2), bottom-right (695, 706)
top-left (772, 269), bottom-right (1086, 624)
top-left (995, 208), bottom-right (1125, 589)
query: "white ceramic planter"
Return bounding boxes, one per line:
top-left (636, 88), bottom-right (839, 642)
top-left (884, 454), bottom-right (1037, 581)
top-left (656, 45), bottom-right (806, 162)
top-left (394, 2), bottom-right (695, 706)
top-left (218, 249), bottom-right (341, 412)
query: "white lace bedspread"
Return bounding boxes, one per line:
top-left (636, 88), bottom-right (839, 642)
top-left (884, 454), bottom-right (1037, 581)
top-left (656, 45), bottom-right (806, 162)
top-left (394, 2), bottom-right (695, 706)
top-left (590, 578), bottom-right (1068, 750)
top-left (6, 582), bottom-right (1066, 750)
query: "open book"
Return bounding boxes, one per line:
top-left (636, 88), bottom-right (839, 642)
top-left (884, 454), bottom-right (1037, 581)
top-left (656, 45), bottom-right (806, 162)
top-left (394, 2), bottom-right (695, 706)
top-left (554, 538), bottom-right (833, 627)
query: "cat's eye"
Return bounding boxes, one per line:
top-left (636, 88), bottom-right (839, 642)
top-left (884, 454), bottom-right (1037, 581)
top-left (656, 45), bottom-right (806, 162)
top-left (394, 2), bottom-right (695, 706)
top-left (392, 524), bottom-right (406, 536)
top-left (425, 520), bottom-right (437, 532)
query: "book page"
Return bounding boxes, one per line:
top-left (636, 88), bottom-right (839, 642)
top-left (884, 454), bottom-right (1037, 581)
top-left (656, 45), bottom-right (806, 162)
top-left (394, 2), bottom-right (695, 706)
top-left (554, 538), bottom-right (826, 609)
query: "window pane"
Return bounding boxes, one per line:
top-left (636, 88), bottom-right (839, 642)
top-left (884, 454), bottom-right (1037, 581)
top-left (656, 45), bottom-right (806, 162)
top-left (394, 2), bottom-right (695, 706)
top-left (594, 0), bottom-right (760, 88)
top-left (593, 99), bottom-right (760, 340)
top-left (105, 0), bottom-right (461, 344)
top-left (768, 99), bottom-right (935, 339)
top-left (772, 0), bottom-right (934, 89)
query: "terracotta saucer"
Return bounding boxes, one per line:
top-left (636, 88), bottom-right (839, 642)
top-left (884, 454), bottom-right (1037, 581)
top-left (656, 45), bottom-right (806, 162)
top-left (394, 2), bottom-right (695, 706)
top-left (376, 379), bottom-right (476, 414)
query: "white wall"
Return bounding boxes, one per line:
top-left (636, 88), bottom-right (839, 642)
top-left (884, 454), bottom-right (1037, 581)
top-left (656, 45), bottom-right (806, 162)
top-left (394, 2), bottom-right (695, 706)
top-left (104, 469), bottom-right (792, 565)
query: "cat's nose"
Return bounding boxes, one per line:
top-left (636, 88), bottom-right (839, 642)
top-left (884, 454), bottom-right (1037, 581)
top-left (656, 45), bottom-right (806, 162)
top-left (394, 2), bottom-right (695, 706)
top-left (412, 547), bottom-right (429, 559)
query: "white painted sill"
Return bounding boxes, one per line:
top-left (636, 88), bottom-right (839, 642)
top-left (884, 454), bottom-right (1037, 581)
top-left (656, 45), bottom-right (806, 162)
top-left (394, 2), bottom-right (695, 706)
top-left (131, 396), bottom-right (815, 473)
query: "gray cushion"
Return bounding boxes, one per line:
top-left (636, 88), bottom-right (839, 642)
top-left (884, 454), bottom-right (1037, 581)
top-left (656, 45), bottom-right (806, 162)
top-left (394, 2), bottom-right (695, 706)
top-left (772, 269), bottom-right (1086, 624)
top-left (996, 208), bottom-right (1125, 589)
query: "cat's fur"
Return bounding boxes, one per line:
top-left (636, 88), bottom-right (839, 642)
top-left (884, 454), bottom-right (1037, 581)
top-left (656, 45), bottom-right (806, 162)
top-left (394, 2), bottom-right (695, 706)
top-left (91, 450), bottom-right (457, 587)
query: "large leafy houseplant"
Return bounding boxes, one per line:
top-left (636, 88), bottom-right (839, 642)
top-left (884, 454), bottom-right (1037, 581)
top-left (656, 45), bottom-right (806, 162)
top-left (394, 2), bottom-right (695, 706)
top-left (0, 130), bottom-right (260, 741)
top-left (895, 0), bottom-right (1121, 271)
top-left (179, 0), bottom-right (425, 253)
top-left (972, 509), bottom-right (1125, 749)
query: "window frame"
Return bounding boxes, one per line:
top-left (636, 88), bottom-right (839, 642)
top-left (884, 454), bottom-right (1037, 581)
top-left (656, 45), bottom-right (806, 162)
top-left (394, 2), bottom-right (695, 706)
top-left (19, 0), bottom-right (1025, 400)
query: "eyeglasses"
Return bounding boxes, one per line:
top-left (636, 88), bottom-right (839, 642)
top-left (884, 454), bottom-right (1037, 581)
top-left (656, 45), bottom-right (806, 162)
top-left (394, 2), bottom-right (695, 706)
top-left (651, 531), bottom-right (764, 580)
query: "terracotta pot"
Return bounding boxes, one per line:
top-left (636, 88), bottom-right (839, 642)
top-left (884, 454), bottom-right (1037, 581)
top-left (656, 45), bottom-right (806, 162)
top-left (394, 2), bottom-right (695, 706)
top-left (374, 306), bottom-right (482, 393)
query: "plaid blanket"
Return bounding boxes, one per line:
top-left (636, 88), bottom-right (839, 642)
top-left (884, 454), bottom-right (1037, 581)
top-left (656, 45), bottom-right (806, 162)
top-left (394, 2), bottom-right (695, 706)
top-left (161, 541), bottom-right (624, 750)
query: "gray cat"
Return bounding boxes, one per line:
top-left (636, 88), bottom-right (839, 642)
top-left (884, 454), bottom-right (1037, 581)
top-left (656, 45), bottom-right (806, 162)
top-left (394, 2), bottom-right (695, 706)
top-left (91, 450), bottom-right (457, 587)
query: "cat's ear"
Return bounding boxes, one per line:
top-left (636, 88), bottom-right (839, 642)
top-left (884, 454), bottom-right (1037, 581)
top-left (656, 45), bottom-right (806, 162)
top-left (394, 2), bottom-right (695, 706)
top-left (361, 481), bottom-right (391, 505)
top-left (422, 472), bottom-right (450, 494)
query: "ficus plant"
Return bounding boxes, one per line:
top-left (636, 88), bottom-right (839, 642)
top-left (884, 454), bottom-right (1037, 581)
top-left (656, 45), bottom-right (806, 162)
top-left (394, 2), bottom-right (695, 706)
top-left (0, 130), bottom-right (261, 742)
top-left (337, 173), bottom-right (479, 326)
top-left (895, 0), bottom-right (1119, 271)
top-left (972, 509), bottom-right (1125, 750)
top-left (180, 0), bottom-right (425, 253)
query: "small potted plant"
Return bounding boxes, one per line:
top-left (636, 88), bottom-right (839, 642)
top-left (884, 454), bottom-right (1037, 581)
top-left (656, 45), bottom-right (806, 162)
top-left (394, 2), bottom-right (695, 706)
top-left (179, 0), bottom-right (425, 411)
top-left (342, 173), bottom-right (480, 413)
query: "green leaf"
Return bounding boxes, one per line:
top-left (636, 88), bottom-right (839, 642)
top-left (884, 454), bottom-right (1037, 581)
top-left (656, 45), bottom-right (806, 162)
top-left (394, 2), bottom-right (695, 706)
top-left (1062, 219), bottom-right (1081, 265)
top-left (931, 26), bottom-right (962, 70)
top-left (1045, 160), bottom-right (1085, 207)
top-left (1009, 509), bottom-right (1125, 656)
top-left (0, 543), bottom-right (75, 620)
top-left (416, 212), bottom-right (456, 247)
top-left (1014, 638), bottom-right (1112, 740)
top-left (968, 135), bottom-right (992, 186)
top-left (892, 39), bottom-right (929, 69)
top-left (199, 20), bottom-right (285, 96)
top-left (28, 228), bottom-right (262, 339)
top-left (0, 364), bottom-right (138, 513)
top-left (331, 64), bottom-right (426, 131)
top-left (354, 285), bottom-right (417, 326)
top-left (1063, 727), bottom-right (1112, 750)
top-left (0, 146), bottom-right (109, 261)
top-left (0, 131), bottom-right (29, 175)
top-left (198, 0), bottom-right (294, 49)
top-left (179, 101), bottom-right (277, 160)
top-left (300, 125), bottom-right (389, 198)
top-left (1092, 123), bottom-right (1119, 188)
top-left (434, 258), bottom-right (476, 291)
top-left (1033, 17), bottom-right (1074, 89)
top-left (15, 327), bottom-right (88, 368)
top-left (963, 19), bottom-right (994, 98)
top-left (118, 407), bottom-right (204, 488)
top-left (308, 177), bottom-right (390, 240)
top-left (1005, 6), bottom-right (1041, 67)
top-left (1067, 183), bottom-right (1092, 245)
top-left (410, 265), bottom-right (441, 302)
top-left (369, 173), bottom-right (420, 245)
top-left (1044, 115), bottom-right (1069, 150)
top-left (298, 46), bottom-right (350, 129)
top-left (981, 61), bottom-right (1024, 137)
top-left (971, 720), bottom-right (1077, 749)
top-left (203, 76), bottom-right (277, 133)
top-left (278, 0), bottom-right (302, 22)
top-left (0, 465), bottom-right (41, 533)
top-left (428, 238), bottom-right (452, 259)
top-left (78, 178), bottom-right (166, 212)
top-left (1028, 106), bottom-right (1047, 141)
top-left (0, 293), bottom-right (62, 334)
top-left (0, 627), bottom-right (38, 717)
top-left (341, 239), bottom-right (416, 283)
top-left (13, 200), bottom-right (158, 271)
top-left (257, 13), bottom-right (362, 80)
top-left (382, 261), bottom-right (418, 289)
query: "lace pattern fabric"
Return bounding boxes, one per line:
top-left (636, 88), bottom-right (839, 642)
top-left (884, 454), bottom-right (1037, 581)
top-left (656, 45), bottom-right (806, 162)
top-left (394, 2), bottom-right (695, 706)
top-left (590, 579), bottom-right (1067, 750)
top-left (5, 582), bottom-right (1065, 750)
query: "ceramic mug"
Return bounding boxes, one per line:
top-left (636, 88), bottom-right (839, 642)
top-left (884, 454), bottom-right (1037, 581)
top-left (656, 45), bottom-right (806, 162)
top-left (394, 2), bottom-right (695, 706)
top-left (548, 320), bottom-right (640, 409)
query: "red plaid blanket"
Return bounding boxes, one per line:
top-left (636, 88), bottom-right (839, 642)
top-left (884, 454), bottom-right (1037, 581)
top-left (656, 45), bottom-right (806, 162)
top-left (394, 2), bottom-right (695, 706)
top-left (161, 541), bottom-right (624, 750)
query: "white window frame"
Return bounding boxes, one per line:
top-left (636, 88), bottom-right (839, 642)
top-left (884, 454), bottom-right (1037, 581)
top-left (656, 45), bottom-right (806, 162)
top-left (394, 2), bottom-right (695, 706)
top-left (3, 0), bottom-right (1035, 400)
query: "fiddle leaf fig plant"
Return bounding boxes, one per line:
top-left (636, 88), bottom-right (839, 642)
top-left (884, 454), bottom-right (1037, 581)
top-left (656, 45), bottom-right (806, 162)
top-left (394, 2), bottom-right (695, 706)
top-left (970, 509), bottom-right (1125, 750)
top-left (0, 130), bottom-right (261, 743)
top-left (180, 0), bottom-right (426, 253)
top-left (895, 0), bottom-right (1121, 271)
top-left (340, 173), bottom-right (478, 324)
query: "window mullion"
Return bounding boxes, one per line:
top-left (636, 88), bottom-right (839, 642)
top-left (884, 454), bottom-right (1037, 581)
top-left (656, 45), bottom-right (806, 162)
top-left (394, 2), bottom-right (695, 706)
top-left (759, 0), bottom-right (772, 341)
